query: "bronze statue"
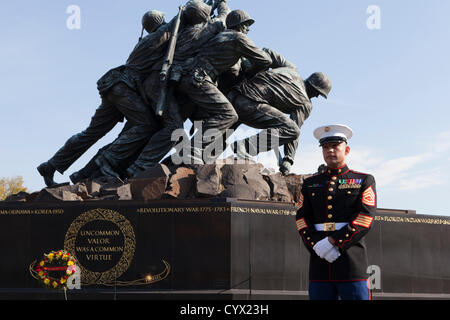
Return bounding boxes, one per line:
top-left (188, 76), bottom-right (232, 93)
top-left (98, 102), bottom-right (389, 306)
top-left (37, 0), bottom-right (332, 186)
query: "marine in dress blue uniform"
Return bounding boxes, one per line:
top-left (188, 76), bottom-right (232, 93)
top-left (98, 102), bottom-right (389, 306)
top-left (296, 125), bottom-right (377, 300)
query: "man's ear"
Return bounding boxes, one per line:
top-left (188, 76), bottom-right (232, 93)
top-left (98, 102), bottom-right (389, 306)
top-left (345, 144), bottom-right (350, 156)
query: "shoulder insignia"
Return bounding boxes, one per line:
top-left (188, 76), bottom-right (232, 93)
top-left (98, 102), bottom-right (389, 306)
top-left (362, 186), bottom-right (376, 206)
top-left (297, 192), bottom-right (304, 209)
top-left (296, 218), bottom-right (308, 231)
top-left (353, 213), bottom-right (373, 228)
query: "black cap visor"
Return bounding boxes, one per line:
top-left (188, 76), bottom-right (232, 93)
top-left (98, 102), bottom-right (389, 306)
top-left (319, 136), bottom-right (347, 147)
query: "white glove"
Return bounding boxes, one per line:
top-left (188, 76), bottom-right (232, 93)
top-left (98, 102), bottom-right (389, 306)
top-left (313, 237), bottom-right (335, 259)
top-left (324, 246), bottom-right (341, 263)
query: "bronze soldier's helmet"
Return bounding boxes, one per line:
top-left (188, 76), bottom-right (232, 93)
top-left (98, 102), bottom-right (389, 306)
top-left (183, 0), bottom-right (212, 25)
top-left (226, 10), bottom-right (255, 29)
top-left (142, 10), bottom-right (165, 34)
top-left (306, 72), bottom-right (332, 99)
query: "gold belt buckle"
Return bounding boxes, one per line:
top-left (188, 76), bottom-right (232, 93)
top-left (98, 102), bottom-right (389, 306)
top-left (323, 222), bottom-right (336, 232)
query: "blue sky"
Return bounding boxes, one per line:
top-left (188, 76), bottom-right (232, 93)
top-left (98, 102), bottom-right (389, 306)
top-left (1, 1), bottom-right (449, 216)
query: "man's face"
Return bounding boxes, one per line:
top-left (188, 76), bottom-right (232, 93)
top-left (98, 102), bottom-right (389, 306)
top-left (306, 83), bottom-right (321, 99)
top-left (238, 23), bottom-right (250, 34)
top-left (321, 141), bottom-right (350, 169)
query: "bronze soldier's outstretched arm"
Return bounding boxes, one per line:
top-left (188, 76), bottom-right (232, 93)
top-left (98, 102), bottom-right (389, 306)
top-left (262, 47), bottom-right (297, 70)
top-left (213, 0), bottom-right (229, 21)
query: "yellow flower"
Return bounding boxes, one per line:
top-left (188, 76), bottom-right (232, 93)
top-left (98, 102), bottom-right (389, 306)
top-left (52, 281), bottom-right (58, 288)
top-left (60, 278), bottom-right (66, 284)
top-left (67, 261), bottom-right (74, 266)
top-left (66, 269), bottom-right (72, 275)
top-left (44, 278), bottom-right (50, 285)
top-left (39, 261), bottom-right (45, 267)
top-left (48, 253), bottom-right (54, 260)
top-left (38, 271), bottom-right (44, 277)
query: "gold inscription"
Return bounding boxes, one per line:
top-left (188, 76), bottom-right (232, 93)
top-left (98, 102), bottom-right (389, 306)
top-left (231, 207), bottom-right (296, 216)
top-left (85, 254), bottom-right (112, 261)
top-left (137, 206), bottom-right (229, 214)
top-left (76, 246), bottom-right (124, 252)
top-left (75, 227), bottom-right (124, 263)
top-left (0, 208), bottom-right (64, 215)
top-left (137, 206), bottom-right (295, 215)
top-left (374, 215), bottom-right (450, 226)
top-left (80, 230), bottom-right (120, 237)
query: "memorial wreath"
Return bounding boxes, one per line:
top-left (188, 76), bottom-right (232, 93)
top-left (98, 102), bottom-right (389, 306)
top-left (31, 250), bottom-right (77, 289)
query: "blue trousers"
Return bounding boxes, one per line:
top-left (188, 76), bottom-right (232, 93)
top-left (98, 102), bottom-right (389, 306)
top-left (309, 280), bottom-right (371, 300)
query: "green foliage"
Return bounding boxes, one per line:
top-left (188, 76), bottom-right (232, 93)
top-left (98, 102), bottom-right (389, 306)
top-left (0, 176), bottom-right (28, 200)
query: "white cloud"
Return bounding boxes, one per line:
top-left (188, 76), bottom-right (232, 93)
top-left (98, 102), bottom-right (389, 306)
top-left (431, 130), bottom-right (450, 153)
top-left (289, 145), bottom-right (325, 174)
top-left (395, 171), bottom-right (445, 191)
top-left (345, 147), bottom-right (384, 172)
top-left (370, 153), bottom-right (435, 188)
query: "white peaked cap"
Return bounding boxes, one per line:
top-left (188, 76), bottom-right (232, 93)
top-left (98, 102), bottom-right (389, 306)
top-left (313, 124), bottom-right (353, 146)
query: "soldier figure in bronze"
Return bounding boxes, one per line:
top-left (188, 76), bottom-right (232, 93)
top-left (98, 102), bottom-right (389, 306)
top-left (37, 10), bottom-right (177, 186)
top-left (173, 9), bottom-right (271, 165)
top-left (228, 49), bottom-right (331, 175)
top-left (124, 0), bottom-right (231, 176)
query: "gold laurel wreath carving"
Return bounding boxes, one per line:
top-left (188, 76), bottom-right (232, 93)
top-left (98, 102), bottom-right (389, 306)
top-left (64, 208), bottom-right (136, 285)
top-left (100, 259), bottom-right (171, 287)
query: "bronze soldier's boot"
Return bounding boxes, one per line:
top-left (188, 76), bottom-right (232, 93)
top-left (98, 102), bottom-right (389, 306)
top-left (69, 171), bottom-right (85, 184)
top-left (37, 161), bottom-right (57, 187)
top-left (95, 155), bottom-right (123, 183)
top-left (126, 163), bottom-right (146, 178)
top-left (279, 158), bottom-right (293, 176)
